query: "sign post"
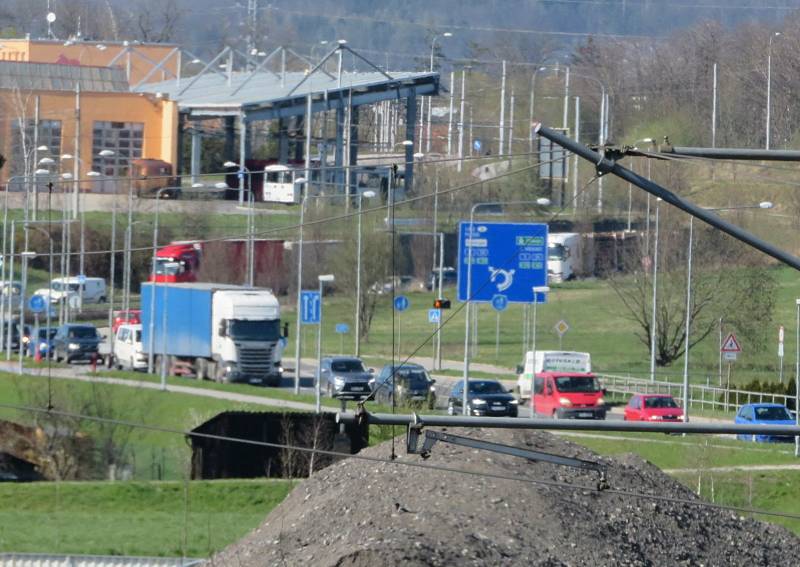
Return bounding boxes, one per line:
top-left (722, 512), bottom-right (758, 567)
top-left (335, 323), bottom-right (349, 354)
top-left (721, 332), bottom-right (742, 411)
top-left (554, 319), bottom-right (570, 350)
top-left (491, 295), bottom-right (508, 362)
top-left (394, 295), bottom-right (409, 357)
top-left (779, 325), bottom-right (785, 383)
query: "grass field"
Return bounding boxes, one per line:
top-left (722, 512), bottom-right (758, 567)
top-left (0, 479), bottom-right (293, 557)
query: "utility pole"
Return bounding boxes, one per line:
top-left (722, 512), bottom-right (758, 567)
top-left (574, 96), bottom-right (580, 207)
top-left (711, 63), bottom-right (718, 148)
top-left (247, 0), bottom-right (259, 57)
top-left (447, 71), bottom-right (455, 156)
top-left (508, 90), bottom-right (514, 163)
top-left (499, 60), bottom-right (506, 157)
top-left (457, 68), bottom-right (467, 172)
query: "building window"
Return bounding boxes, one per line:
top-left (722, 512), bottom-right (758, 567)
top-left (91, 121), bottom-right (144, 177)
top-left (9, 119), bottom-right (62, 178)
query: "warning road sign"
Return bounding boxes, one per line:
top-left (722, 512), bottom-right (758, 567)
top-left (721, 333), bottom-right (741, 353)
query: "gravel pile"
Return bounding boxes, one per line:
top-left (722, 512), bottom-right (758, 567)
top-left (209, 427), bottom-right (798, 566)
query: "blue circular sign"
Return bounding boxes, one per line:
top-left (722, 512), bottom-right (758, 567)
top-left (78, 274), bottom-right (86, 284)
top-left (473, 139), bottom-right (482, 152)
top-left (335, 323), bottom-right (350, 334)
top-left (491, 294), bottom-right (508, 312)
top-left (28, 294), bottom-right (46, 313)
top-left (393, 295), bottom-right (410, 312)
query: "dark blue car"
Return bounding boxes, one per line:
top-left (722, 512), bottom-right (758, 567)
top-left (735, 403), bottom-right (796, 443)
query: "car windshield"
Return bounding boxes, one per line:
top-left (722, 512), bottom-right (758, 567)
top-left (754, 406), bottom-right (792, 421)
top-left (468, 381), bottom-right (505, 394)
top-left (331, 360), bottom-right (365, 373)
top-left (644, 396), bottom-right (679, 409)
top-left (134, 330), bottom-right (142, 342)
top-left (155, 260), bottom-right (183, 276)
top-left (396, 369), bottom-right (430, 388)
top-left (38, 329), bottom-right (57, 339)
top-left (68, 327), bottom-right (97, 339)
top-left (548, 243), bottom-right (566, 260)
top-left (228, 319), bottom-right (280, 341)
top-left (554, 376), bottom-right (600, 393)
top-left (52, 282), bottom-right (80, 292)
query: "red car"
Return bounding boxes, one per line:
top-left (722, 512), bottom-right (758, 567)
top-left (112, 310), bottom-right (141, 334)
top-left (623, 394), bottom-right (684, 422)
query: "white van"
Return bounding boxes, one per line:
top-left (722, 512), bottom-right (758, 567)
top-left (113, 323), bottom-right (146, 370)
top-left (516, 350), bottom-right (592, 399)
top-left (39, 277), bottom-right (107, 305)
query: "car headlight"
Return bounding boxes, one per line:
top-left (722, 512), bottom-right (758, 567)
top-left (471, 398), bottom-right (487, 406)
top-left (596, 397), bottom-right (605, 406)
top-left (68, 343), bottom-right (80, 350)
top-left (429, 385), bottom-right (436, 392)
top-left (558, 397), bottom-right (573, 407)
top-left (334, 376), bottom-right (345, 386)
top-left (22, 336), bottom-right (30, 344)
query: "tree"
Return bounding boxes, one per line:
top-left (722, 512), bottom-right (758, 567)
top-left (609, 208), bottom-right (776, 367)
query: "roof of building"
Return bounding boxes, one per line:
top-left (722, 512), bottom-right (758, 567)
top-left (0, 60), bottom-right (130, 92)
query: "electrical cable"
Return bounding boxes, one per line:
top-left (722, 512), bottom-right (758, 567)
top-left (2, 399), bottom-right (799, 523)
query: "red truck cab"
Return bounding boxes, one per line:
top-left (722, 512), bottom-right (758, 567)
top-left (532, 372), bottom-right (606, 419)
top-left (149, 241), bottom-right (201, 283)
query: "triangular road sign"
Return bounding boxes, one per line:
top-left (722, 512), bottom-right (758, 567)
top-left (721, 333), bottom-right (742, 353)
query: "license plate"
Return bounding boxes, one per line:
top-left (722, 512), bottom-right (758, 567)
top-left (351, 386), bottom-right (365, 392)
top-left (578, 412), bottom-right (593, 418)
top-left (492, 403), bottom-right (504, 408)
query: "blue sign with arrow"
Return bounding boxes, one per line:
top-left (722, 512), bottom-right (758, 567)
top-left (300, 290), bottom-right (321, 324)
top-left (491, 294), bottom-right (508, 312)
top-left (393, 295), bottom-right (410, 312)
top-left (457, 221), bottom-right (548, 304)
top-left (28, 294), bottom-right (46, 313)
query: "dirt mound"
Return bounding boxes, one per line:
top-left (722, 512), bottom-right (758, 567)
top-left (209, 428), bottom-right (798, 566)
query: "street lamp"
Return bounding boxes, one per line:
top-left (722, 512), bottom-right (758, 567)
top-left (463, 199), bottom-right (551, 415)
top-left (17, 249), bottom-right (36, 371)
top-left (316, 274), bottom-right (335, 413)
top-left (354, 190), bottom-right (376, 356)
top-left (649, 198), bottom-right (661, 383)
top-left (767, 32), bottom-right (781, 150)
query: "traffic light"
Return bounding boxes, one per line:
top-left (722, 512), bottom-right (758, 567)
top-left (433, 298), bottom-right (451, 309)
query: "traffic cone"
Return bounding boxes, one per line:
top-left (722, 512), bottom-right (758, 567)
top-left (34, 344), bottom-right (42, 363)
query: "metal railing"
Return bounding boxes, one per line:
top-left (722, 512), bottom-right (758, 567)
top-left (597, 373), bottom-right (794, 414)
top-left (0, 553), bottom-right (202, 567)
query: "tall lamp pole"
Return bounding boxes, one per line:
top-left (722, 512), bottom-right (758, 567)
top-left (766, 32), bottom-right (781, 150)
top-left (354, 190), bottom-right (376, 357)
top-left (649, 198), bottom-right (661, 382)
top-left (316, 274), bottom-right (335, 413)
top-left (427, 32), bottom-right (452, 153)
top-left (530, 285), bottom-right (550, 417)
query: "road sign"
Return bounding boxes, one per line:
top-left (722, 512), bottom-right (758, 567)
top-left (721, 333), bottom-right (741, 353)
top-left (457, 221), bottom-right (548, 304)
top-left (300, 290), bottom-right (321, 324)
top-left (78, 274), bottom-right (86, 285)
top-left (473, 139), bottom-right (482, 152)
top-left (491, 294), bottom-right (508, 312)
top-left (394, 295), bottom-right (409, 312)
top-left (28, 294), bottom-right (46, 313)
top-left (723, 351), bottom-right (738, 361)
top-left (335, 323), bottom-right (349, 334)
top-left (554, 319), bottom-right (570, 337)
top-left (428, 308), bottom-right (441, 324)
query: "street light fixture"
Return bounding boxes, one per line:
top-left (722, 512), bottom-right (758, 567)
top-left (38, 157), bottom-right (56, 166)
top-left (316, 274), bottom-right (335, 413)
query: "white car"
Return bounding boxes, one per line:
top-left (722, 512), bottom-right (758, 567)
top-left (112, 324), bottom-right (147, 370)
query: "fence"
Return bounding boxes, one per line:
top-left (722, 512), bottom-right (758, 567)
top-left (597, 373), bottom-right (795, 414)
top-left (0, 554), bottom-right (201, 567)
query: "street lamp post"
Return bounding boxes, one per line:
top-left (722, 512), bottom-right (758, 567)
top-left (427, 32), bottom-right (452, 153)
top-left (316, 274), bottom-right (335, 413)
top-left (795, 297), bottom-right (800, 458)
top-left (463, 198), bottom-right (551, 415)
top-left (650, 198), bottom-right (661, 383)
top-left (224, 160), bottom-right (251, 207)
top-left (766, 32), bottom-right (781, 150)
top-left (354, 190), bottom-right (376, 357)
top-left (530, 285), bottom-right (550, 417)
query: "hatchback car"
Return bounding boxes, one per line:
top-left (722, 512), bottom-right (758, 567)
top-left (448, 379), bottom-right (518, 417)
top-left (51, 324), bottom-right (102, 363)
top-left (735, 403), bottom-right (796, 442)
top-left (320, 356), bottom-right (374, 400)
top-left (372, 363), bottom-right (436, 409)
top-left (623, 394), bottom-right (684, 422)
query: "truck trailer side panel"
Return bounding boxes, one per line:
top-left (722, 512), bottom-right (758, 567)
top-left (141, 284), bottom-right (212, 358)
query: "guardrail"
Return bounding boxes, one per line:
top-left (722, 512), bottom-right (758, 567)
top-left (0, 553), bottom-right (201, 567)
top-left (597, 373), bottom-right (795, 414)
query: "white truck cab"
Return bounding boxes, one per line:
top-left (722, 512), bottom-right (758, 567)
top-left (113, 323), bottom-right (147, 370)
top-left (547, 233), bottom-right (581, 283)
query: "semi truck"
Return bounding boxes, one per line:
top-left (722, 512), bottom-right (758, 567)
top-left (547, 231), bottom-right (641, 282)
top-left (141, 283), bottom-right (287, 386)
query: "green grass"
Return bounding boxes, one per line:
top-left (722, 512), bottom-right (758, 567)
top-left (0, 479), bottom-right (293, 557)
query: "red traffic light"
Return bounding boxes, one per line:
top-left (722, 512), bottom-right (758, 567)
top-left (433, 298), bottom-right (451, 309)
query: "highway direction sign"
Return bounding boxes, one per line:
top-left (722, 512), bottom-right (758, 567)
top-left (394, 295), bottom-right (410, 312)
top-left (457, 221), bottom-right (548, 304)
top-left (300, 291), bottom-right (321, 324)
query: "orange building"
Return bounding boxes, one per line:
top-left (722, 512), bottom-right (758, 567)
top-left (0, 38), bottom-right (179, 86)
top-left (0, 59), bottom-right (178, 191)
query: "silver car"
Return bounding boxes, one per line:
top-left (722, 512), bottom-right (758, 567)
top-left (320, 356), bottom-right (374, 399)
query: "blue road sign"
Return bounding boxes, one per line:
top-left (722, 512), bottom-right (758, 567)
top-left (300, 290), bottom-right (321, 324)
top-left (491, 294), bottom-right (508, 312)
top-left (28, 294), bottom-right (46, 313)
top-left (457, 221), bottom-right (548, 304)
top-left (78, 274), bottom-right (86, 284)
top-left (473, 139), bottom-right (482, 152)
top-left (394, 295), bottom-right (410, 312)
top-left (428, 308), bottom-right (441, 324)
top-left (335, 323), bottom-right (350, 334)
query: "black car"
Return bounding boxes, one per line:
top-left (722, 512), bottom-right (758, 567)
top-left (448, 379), bottom-right (519, 417)
top-left (51, 324), bottom-right (102, 363)
top-left (320, 356), bottom-right (374, 400)
top-left (372, 363), bottom-right (436, 409)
